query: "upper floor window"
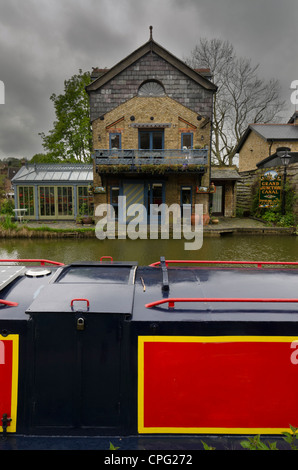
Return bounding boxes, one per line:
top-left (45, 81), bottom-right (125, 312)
top-left (139, 130), bottom-right (164, 150)
top-left (181, 133), bottom-right (193, 149)
top-left (138, 80), bottom-right (165, 97)
top-left (109, 133), bottom-right (121, 149)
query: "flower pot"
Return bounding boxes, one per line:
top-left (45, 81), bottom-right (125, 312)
top-left (203, 213), bottom-right (210, 225)
top-left (191, 214), bottom-right (210, 226)
top-left (191, 214), bottom-right (200, 226)
top-left (81, 216), bottom-right (93, 225)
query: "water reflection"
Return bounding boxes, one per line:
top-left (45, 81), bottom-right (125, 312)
top-left (0, 234), bottom-right (297, 265)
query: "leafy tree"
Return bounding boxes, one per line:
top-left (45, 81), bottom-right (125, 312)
top-left (39, 69), bottom-right (92, 163)
top-left (185, 38), bottom-right (285, 166)
top-left (29, 153), bottom-right (58, 164)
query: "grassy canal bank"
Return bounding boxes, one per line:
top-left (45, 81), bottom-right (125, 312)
top-left (0, 215), bottom-right (296, 238)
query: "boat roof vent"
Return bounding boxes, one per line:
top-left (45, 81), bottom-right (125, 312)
top-left (25, 268), bottom-right (52, 278)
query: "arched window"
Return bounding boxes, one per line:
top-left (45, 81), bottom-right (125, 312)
top-left (138, 80), bottom-right (165, 97)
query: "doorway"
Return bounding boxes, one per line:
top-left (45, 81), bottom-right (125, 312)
top-left (147, 182), bottom-right (165, 224)
top-left (212, 185), bottom-right (224, 215)
top-left (39, 186), bottom-right (73, 219)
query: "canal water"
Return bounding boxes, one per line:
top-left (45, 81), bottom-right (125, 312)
top-left (0, 234), bottom-right (297, 265)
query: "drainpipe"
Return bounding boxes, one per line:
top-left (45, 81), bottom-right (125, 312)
top-left (208, 93), bottom-right (215, 215)
top-left (268, 140), bottom-right (273, 156)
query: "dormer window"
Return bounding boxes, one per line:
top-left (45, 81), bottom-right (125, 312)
top-left (138, 80), bottom-right (165, 96)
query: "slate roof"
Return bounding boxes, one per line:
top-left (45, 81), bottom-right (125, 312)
top-left (211, 167), bottom-right (241, 180)
top-left (235, 123), bottom-right (298, 153)
top-left (12, 164), bottom-right (93, 184)
top-left (86, 29), bottom-right (217, 94)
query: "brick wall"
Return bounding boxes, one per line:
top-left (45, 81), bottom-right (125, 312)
top-left (93, 173), bottom-right (209, 216)
top-left (224, 181), bottom-right (236, 217)
top-left (239, 132), bottom-right (298, 172)
top-left (92, 95), bottom-right (211, 153)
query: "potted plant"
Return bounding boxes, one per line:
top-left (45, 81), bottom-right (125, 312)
top-left (78, 203), bottom-right (94, 225)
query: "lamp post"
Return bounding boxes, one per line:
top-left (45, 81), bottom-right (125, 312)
top-left (277, 148), bottom-right (292, 215)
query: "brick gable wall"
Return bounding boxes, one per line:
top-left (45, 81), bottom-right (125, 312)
top-left (92, 95), bottom-right (210, 151)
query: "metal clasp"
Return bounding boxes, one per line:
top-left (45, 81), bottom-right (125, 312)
top-left (76, 317), bottom-right (85, 331)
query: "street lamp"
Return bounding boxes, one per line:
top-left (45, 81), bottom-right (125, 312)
top-left (277, 148), bottom-right (292, 215)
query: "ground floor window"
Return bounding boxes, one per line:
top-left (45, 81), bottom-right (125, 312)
top-left (78, 186), bottom-right (94, 216)
top-left (18, 186), bottom-right (35, 217)
top-left (180, 186), bottom-right (192, 217)
top-left (147, 182), bottom-right (164, 223)
top-left (39, 186), bottom-right (74, 219)
top-left (39, 186), bottom-right (55, 217)
top-left (110, 186), bottom-right (120, 218)
top-left (58, 187), bottom-right (73, 217)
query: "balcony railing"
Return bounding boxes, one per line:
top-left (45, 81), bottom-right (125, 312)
top-left (94, 148), bottom-right (208, 166)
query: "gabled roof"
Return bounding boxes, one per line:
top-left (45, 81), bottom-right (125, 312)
top-left (86, 28), bottom-right (217, 94)
top-left (235, 123), bottom-right (298, 153)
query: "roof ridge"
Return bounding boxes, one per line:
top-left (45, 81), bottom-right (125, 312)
top-left (86, 31), bottom-right (217, 94)
top-left (26, 163), bottom-right (92, 168)
top-left (251, 123), bottom-right (295, 126)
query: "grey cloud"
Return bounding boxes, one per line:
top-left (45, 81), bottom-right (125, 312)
top-left (0, 0), bottom-right (297, 159)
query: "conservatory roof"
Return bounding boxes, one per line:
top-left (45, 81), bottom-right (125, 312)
top-left (12, 164), bottom-right (93, 184)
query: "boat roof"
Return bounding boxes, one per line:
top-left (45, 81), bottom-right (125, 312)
top-left (1, 259), bottom-right (298, 322)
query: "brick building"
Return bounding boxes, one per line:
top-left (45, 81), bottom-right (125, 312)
top-left (86, 28), bottom-right (217, 224)
top-left (236, 112), bottom-right (298, 217)
top-left (236, 112), bottom-right (298, 172)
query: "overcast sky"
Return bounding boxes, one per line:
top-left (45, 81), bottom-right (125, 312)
top-left (0, 0), bottom-right (297, 160)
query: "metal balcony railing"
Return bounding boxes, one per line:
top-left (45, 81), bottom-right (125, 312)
top-left (94, 148), bottom-right (208, 166)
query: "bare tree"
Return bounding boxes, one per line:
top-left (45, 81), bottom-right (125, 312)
top-left (186, 38), bottom-right (285, 166)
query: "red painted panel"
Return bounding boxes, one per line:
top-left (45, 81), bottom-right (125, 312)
top-left (0, 340), bottom-right (13, 421)
top-left (143, 340), bottom-right (298, 430)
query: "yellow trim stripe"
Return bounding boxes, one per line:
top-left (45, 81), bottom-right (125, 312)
top-left (0, 334), bottom-right (19, 433)
top-left (138, 335), bottom-right (298, 434)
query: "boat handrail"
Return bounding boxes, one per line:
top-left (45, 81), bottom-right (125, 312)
top-left (149, 260), bottom-right (298, 269)
top-left (145, 297), bottom-right (298, 309)
top-left (0, 259), bottom-right (64, 266)
top-left (0, 299), bottom-right (18, 307)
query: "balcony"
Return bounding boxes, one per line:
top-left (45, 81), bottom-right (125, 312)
top-left (94, 148), bottom-right (208, 168)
